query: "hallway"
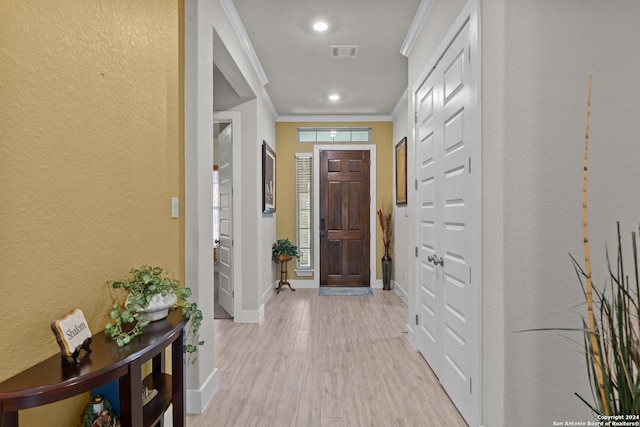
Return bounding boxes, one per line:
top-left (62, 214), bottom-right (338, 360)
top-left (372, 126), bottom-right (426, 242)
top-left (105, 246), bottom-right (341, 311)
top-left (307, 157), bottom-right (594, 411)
top-left (187, 289), bottom-right (466, 426)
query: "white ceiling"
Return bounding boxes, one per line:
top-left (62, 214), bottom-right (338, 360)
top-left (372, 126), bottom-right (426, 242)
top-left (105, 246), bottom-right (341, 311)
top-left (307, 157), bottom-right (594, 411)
top-left (221, 0), bottom-right (421, 119)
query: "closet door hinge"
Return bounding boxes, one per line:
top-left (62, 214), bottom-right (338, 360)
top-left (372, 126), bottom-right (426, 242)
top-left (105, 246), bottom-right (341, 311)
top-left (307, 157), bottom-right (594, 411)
top-left (415, 179), bottom-right (418, 190)
top-left (415, 314), bottom-right (419, 325)
top-left (415, 247), bottom-right (418, 257)
top-left (468, 45), bottom-right (471, 63)
top-left (414, 112), bottom-right (418, 123)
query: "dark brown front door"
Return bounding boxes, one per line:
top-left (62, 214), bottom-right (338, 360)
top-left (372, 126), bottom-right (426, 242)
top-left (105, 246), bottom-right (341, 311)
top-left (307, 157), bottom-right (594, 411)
top-left (319, 150), bottom-right (370, 287)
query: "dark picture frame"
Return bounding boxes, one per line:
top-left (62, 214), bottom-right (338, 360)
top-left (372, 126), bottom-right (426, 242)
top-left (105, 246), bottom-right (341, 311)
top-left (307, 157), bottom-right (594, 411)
top-left (395, 137), bottom-right (407, 206)
top-left (262, 141), bottom-right (276, 213)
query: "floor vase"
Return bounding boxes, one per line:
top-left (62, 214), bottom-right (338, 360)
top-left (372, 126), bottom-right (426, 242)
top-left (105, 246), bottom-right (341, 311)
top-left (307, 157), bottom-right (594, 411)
top-left (382, 243), bottom-right (392, 290)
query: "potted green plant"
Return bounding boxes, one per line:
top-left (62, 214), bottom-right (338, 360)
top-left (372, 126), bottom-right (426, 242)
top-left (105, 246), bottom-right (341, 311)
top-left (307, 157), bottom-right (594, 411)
top-left (272, 238), bottom-right (298, 263)
top-left (105, 264), bottom-right (203, 359)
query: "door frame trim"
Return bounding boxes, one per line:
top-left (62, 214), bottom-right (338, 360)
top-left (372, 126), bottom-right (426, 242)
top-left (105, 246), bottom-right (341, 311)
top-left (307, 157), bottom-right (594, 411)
top-left (313, 144), bottom-right (377, 288)
top-left (213, 111), bottom-right (242, 320)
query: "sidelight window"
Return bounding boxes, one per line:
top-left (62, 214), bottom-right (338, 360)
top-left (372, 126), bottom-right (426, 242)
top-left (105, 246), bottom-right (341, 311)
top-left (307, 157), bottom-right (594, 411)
top-left (295, 153), bottom-right (313, 274)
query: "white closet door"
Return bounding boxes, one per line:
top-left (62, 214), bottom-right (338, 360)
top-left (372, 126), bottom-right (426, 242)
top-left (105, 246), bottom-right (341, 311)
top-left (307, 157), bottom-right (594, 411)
top-left (415, 18), bottom-right (476, 423)
top-left (416, 80), bottom-right (441, 374)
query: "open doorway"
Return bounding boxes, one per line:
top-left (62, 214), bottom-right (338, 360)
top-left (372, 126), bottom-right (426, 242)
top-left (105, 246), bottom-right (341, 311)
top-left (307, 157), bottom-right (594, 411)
top-left (213, 122), bottom-right (233, 319)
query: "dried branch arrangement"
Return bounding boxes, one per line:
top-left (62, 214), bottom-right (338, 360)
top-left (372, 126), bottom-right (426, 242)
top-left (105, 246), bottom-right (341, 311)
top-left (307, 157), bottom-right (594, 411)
top-left (574, 76), bottom-right (640, 414)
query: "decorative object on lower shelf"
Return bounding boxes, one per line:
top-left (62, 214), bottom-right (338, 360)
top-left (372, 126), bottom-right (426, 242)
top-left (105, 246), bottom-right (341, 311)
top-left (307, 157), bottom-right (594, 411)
top-left (105, 264), bottom-right (204, 361)
top-left (82, 395), bottom-right (119, 427)
top-left (142, 385), bottom-right (158, 406)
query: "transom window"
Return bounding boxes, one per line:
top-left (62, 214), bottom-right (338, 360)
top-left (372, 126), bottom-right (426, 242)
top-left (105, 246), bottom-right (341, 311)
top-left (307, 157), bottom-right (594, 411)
top-left (297, 127), bottom-right (371, 143)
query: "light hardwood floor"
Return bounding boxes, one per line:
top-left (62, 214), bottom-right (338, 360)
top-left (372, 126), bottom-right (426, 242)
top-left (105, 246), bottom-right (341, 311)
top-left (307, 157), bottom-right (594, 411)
top-left (187, 288), bottom-right (467, 427)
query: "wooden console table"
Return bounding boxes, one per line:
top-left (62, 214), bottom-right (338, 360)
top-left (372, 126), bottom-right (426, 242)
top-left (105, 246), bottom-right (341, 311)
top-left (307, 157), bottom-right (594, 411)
top-left (0, 310), bottom-right (187, 427)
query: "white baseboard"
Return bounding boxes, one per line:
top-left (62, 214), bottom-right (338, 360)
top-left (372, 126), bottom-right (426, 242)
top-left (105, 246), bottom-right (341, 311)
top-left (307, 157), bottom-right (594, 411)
top-left (234, 305), bottom-right (265, 323)
top-left (405, 323), bottom-right (417, 351)
top-left (186, 367), bottom-right (219, 414)
top-left (392, 281), bottom-right (409, 305)
top-left (263, 283), bottom-right (274, 305)
top-left (270, 279), bottom-right (399, 290)
top-left (288, 279), bottom-right (318, 288)
top-left (272, 279), bottom-right (317, 289)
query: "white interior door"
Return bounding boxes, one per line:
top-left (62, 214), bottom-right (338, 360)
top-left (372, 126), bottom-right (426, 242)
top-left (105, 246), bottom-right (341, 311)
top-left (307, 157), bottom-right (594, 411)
top-left (416, 80), bottom-right (441, 374)
top-left (218, 124), bottom-right (234, 316)
top-left (415, 17), bottom-right (477, 424)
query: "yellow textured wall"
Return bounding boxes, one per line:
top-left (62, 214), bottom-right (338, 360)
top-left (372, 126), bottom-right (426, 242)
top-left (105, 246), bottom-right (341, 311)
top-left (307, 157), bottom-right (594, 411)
top-left (275, 122), bottom-right (393, 281)
top-left (0, 0), bottom-right (183, 425)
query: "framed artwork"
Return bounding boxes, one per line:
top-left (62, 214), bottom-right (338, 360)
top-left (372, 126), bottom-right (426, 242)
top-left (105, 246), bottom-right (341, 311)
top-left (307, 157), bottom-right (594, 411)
top-left (395, 137), bottom-right (407, 206)
top-left (262, 141), bottom-right (276, 213)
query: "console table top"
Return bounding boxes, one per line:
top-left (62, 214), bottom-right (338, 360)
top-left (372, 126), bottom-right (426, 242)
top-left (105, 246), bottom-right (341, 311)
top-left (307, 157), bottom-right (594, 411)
top-left (0, 309), bottom-right (187, 412)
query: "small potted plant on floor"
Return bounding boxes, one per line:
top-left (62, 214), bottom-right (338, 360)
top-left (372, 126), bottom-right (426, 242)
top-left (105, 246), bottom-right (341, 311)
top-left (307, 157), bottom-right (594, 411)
top-left (105, 264), bottom-right (203, 359)
top-left (271, 238), bottom-right (299, 263)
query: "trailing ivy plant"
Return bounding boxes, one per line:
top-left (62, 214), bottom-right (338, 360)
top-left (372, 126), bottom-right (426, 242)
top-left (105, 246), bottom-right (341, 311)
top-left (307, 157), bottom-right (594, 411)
top-left (105, 264), bottom-right (204, 361)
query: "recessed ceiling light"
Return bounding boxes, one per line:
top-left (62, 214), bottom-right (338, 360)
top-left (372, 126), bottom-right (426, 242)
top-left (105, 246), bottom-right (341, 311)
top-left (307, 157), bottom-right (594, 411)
top-left (313, 21), bottom-right (329, 32)
top-left (328, 94), bottom-right (340, 101)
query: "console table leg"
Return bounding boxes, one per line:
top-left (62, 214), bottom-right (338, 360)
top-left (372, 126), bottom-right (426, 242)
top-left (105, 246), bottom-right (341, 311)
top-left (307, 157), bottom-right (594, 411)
top-left (119, 362), bottom-right (144, 427)
top-left (172, 328), bottom-right (186, 427)
top-left (1, 411), bottom-right (18, 427)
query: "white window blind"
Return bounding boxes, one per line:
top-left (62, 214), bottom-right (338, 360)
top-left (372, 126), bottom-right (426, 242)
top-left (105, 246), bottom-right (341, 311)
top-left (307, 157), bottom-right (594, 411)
top-left (296, 153), bottom-right (313, 270)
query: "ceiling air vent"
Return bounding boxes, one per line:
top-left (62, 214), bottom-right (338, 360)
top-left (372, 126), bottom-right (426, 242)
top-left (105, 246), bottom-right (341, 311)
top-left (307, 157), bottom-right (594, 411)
top-left (331, 45), bottom-right (359, 59)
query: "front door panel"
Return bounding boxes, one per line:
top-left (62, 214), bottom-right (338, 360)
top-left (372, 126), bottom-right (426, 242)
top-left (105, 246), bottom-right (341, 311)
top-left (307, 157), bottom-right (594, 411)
top-left (320, 150), bottom-right (370, 287)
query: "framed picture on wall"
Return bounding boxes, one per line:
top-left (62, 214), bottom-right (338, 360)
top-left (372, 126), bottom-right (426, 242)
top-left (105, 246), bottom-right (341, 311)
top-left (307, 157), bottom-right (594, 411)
top-left (262, 141), bottom-right (276, 213)
top-left (395, 137), bottom-right (407, 206)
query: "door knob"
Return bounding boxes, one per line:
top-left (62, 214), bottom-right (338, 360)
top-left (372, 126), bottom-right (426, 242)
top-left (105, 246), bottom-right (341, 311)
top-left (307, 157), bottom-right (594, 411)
top-left (428, 254), bottom-right (444, 266)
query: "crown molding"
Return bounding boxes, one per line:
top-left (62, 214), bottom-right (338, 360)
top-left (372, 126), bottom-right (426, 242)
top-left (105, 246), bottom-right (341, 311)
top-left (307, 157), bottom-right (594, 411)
top-left (391, 87), bottom-right (409, 120)
top-left (276, 115), bottom-right (392, 123)
top-left (258, 86), bottom-right (279, 119)
top-left (219, 0), bottom-right (269, 87)
top-left (400, 0), bottom-right (435, 57)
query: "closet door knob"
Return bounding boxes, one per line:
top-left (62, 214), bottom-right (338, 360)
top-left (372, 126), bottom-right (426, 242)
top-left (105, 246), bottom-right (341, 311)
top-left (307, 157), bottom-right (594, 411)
top-left (428, 254), bottom-right (444, 266)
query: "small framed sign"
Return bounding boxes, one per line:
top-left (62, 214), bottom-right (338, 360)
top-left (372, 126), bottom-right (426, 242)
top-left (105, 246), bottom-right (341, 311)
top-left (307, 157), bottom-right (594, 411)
top-left (51, 308), bottom-right (92, 365)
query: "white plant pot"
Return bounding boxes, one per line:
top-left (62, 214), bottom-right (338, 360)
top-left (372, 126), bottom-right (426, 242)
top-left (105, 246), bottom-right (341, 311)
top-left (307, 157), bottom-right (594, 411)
top-left (129, 292), bottom-right (177, 322)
